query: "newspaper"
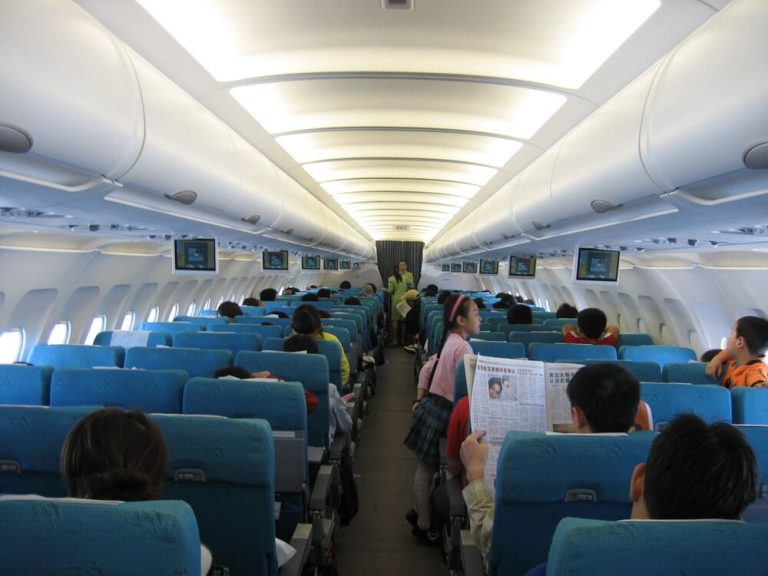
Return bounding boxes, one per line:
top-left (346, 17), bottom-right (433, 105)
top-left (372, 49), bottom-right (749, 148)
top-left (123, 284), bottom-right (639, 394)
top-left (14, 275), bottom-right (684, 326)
top-left (468, 354), bottom-right (583, 498)
top-left (395, 299), bottom-right (411, 318)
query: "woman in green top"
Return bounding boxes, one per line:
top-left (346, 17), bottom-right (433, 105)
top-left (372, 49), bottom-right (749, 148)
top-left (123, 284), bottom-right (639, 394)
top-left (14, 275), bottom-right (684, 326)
top-left (387, 260), bottom-right (415, 345)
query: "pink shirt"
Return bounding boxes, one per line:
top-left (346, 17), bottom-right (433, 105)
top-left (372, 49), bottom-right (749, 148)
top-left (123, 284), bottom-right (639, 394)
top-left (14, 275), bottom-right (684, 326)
top-left (419, 332), bottom-right (472, 402)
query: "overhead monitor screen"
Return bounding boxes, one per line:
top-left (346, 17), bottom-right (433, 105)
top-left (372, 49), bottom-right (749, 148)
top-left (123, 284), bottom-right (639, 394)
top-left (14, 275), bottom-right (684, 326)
top-left (508, 255), bottom-right (537, 278)
top-left (339, 260), bottom-right (351, 270)
top-left (302, 255), bottom-right (320, 270)
top-left (463, 261), bottom-right (478, 274)
top-left (173, 238), bottom-right (218, 275)
top-left (573, 247), bottom-right (620, 283)
top-left (263, 250), bottom-right (289, 271)
top-left (441, 264), bottom-right (450, 272)
top-left (450, 263), bottom-right (462, 273)
top-left (479, 259), bottom-right (499, 275)
top-left (324, 258), bottom-right (339, 270)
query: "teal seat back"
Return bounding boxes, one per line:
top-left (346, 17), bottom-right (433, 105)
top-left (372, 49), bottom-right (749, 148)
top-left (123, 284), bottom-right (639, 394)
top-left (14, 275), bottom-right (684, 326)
top-left (0, 364), bottom-right (52, 405)
top-left (29, 344), bottom-right (124, 369)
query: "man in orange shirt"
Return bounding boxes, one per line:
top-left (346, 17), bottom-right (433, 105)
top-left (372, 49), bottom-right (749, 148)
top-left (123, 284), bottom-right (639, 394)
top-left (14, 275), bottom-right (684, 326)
top-left (706, 316), bottom-right (768, 388)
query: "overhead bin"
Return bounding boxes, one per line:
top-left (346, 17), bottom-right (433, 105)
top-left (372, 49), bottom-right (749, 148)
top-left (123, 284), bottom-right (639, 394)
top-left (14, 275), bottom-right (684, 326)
top-left (269, 170), bottom-right (329, 245)
top-left (641, 0), bottom-right (768, 192)
top-left (232, 140), bottom-right (284, 232)
top-left (471, 180), bottom-right (521, 250)
top-left (509, 143), bottom-right (563, 235)
top-left (0, 0), bottom-right (143, 185)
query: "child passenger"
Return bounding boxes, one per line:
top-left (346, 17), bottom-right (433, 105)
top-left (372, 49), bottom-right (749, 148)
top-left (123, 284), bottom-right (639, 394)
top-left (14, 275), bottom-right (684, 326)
top-left (562, 307), bottom-right (619, 346)
top-left (705, 316), bottom-right (768, 387)
top-left (404, 294), bottom-right (481, 544)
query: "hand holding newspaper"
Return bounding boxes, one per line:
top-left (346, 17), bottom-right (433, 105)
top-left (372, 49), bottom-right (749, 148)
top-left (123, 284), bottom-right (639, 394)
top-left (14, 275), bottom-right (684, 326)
top-left (468, 354), bottom-right (583, 498)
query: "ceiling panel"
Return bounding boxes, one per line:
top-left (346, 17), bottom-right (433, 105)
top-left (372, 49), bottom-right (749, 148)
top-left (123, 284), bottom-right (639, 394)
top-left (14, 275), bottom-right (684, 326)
top-left (322, 179), bottom-right (481, 198)
top-left (303, 159), bottom-right (497, 186)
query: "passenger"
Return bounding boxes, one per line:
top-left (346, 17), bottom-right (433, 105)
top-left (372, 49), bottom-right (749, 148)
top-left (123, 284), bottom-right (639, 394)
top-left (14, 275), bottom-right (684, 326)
top-left (344, 296), bottom-right (361, 306)
top-left (317, 288), bottom-right (332, 299)
top-left (259, 288), bottom-right (277, 302)
top-left (291, 305), bottom-right (350, 388)
top-left (437, 290), bottom-right (451, 305)
top-left (562, 307), bottom-right (619, 346)
top-left (217, 301), bottom-right (243, 321)
top-left (301, 292), bottom-right (319, 302)
top-left (523, 413), bottom-right (759, 576)
top-left (242, 297), bottom-right (259, 307)
top-left (507, 304), bottom-right (533, 325)
top-left (282, 287), bottom-right (298, 296)
top-left (459, 363), bottom-right (642, 556)
top-left (403, 289), bottom-right (421, 352)
top-left (214, 363), bottom-right (320, 415)
top-left (339, 280), bottom-right (352, 290)
top-left (60, 408), bottom-right (214, 575)
top-left (423, 284), bottom-right (439, 297)
top-left (474, 297), bottom-right (486, 310)
top-left (705, 316), bottom-right (768, 388)
top-left (556, 303), bottom-right (578, 319)
top-left (404, 294), bottom-right (481, 543)
top-left (491, 293), bottom-right (512, 310)
top-left (284, 333), bottom-right (353, 443)
top-left (361, 282), bottom-right (376, 297)
top-left (387, 261), bottom-right (414, 345)
top-left (700, 348), bottom-right (722, 362)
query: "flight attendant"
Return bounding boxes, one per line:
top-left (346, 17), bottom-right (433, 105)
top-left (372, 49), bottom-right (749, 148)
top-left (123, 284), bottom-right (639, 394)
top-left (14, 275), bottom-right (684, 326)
top-left (387, 260), bottom-right (414, 345)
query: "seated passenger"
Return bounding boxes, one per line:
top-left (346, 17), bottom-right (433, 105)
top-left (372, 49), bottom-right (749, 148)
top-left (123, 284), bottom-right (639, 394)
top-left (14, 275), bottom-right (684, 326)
top-left (282, 287), bottom-right (298, 296)
top-left (214, 364), bottom-right (319, 415)
top-left (259, 288), bottom-right (278, 302)
top-left (301, 292), bottom-right (319, 302)
top-left (339, 280), bottom-right (352, 290)
top-left (292, 305), bottom-right (350, 388)
top-left (700, 348), bottom-right (722, 362)
top-left (217, 301), bottom-right (243, 321)
top-left (507, 304), bottom-right (533, 325)
top-left (474, 298), bottom-right (486, 310)
top-left (524, 413), bottom-right (759, 576)
top-left (423, 284), bottom-right (439, 297)
top-left (242, 297), bottom-right (259, 307)
top-left (562, 307), bottom-right (619, 346)
top-left (61, 408), bottom-right (214, 575)
top-left (317, 288), bottom-right (332, 299)
top-left (556, 303), bottom-right (578, 319)
top-left (705, 316), bottom-right (768, 388)
top-left (459, 363), bottom-right (641, 557)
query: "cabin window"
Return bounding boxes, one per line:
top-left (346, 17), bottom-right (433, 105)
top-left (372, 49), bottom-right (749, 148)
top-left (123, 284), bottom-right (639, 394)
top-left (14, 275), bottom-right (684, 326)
top-left (120, 311), bottom-right (135, 331)
top-left (48, 322), bottom-right (71, 345)
top-left (84, 316), bottom-right (106, 345)
top-left (203, 298), bottom-right (211, 311)
top-left (168, 303), bottom-right (180, 321)
top-left (216, 296), bottom-right (224, 307)
top-left (0, 329), bottom-right (24, 363)
top-left (187, 301), bottom-right (197, 316)
top-left (147, 307), bottom-right (159, 323)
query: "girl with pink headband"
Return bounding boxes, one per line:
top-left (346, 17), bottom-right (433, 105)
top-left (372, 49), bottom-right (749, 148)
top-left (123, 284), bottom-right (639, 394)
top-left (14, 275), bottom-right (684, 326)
top-left (404, 293), bottom-right (481, 544)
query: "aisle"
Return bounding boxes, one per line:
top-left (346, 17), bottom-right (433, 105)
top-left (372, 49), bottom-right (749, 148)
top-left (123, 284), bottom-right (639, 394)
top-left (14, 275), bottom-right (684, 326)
top-left (334, 347), bottom-right (447, 575)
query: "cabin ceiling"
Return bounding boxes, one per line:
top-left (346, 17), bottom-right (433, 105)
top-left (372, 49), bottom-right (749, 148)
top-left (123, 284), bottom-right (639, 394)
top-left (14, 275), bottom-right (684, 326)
top-left (73, 0), bottom-right (731, 247)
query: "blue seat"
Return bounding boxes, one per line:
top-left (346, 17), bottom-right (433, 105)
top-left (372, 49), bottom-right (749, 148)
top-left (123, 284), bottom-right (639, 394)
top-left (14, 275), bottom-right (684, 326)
top-left (141, 321), bottom-right (206, 334)
top-left (124, 347), bottom-right (232, 378)
top-left (93, 330), bottom-right (172, 347)
top-left (151, 414), bottom-right (277, 575)
top-left (617, 333), bottom-right (655, 347)
top-left (528, 342), bottom-right (617, 363)
top-left (0, 364), bottom-right (52, 405)
top-left (546, 517), bottom-right (768, 576)
top-left (454, 359), bottom-right (469, 404)
top-left (488, 430), bottom-right (656, 576)
top-left (317, 340), bottom-right (343, 391)
top-left (732, 388), bottom-right (768, 424)
top-left (640, 383), bottom-right (731, 429)
top-left (173, 330), bottom-right (263, 355)
top-left (508, 331), bottom-right (563, 347)
top-left (241, 305), bottom-right (265, 316)
top-left (182, 377), bottom-right (308, 540)
top-left (0, 405), bottom-right (96, 497)
top-left (262, 337), bottom-right (287, 351)
top-left (323, 318), bottom-right (358, 343)
top-left (173, 315), bottom-right (230, 325)
top-left (542, 318), bottom-right (574, 329)
top-left (661, 362), bottom-right (713, 384)
top-left (735, 425), bottom-right (768, 520)
top-left (50, 368), bottom-right (187, 413)
top-left (474, 331), bottom-right (507, 342)
top-left (497, 323), bottom-right (548, 336)
top-left (235, 351), bottom-right (330, 448)
top-left (29, 344), bottom-right (124, 369)
top-left (619, 345), bottom-right (696, 367)
top-left (234, 316), bottom-right (292, 336)
top-left (322, 326), bottom-right (351, 352)
top-left (469, 341), bottom-right (526, 359)
top-left (0, 497), bottom-right (202, 576)
top-left (579, 359), bottom-right (662, 383)
top-left (208, 323), bottom-right (283, 339)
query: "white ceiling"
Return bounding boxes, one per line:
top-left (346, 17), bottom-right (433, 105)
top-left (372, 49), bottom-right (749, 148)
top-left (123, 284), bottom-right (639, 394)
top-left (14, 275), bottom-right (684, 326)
top-left (75, 0), bottom-right (728, 245)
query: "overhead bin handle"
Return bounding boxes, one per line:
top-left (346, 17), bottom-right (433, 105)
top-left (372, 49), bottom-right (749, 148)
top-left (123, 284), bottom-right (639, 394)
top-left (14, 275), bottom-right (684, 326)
top-left (0, 168), bottom-right (117, 193)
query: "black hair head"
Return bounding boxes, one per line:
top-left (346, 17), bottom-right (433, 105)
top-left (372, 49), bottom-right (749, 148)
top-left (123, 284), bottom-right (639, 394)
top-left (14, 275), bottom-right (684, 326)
top-left (339, 280), bottom-right (352, 290)
top-left (643, 414), bottom-right (758, 520)
top-left (735, 316), bottom-right (768, 356)
top-left (215, 366), bottom-right (251, 379)
top-left (317, 288), bottom-right (332, 299)
top-left (284, 333), bottom-right (319, 354)
top-left (301, 292), bottom-right (319, 302)
top-left (556, 303), bottom-right (578, 319)
top-left (292, 304), bottom-right (322, 335)
top-left (507, 304), bottom-right (533, 325)
top-left (217, 301), bottom-right (243, 319)
top-left (577, 307), bottom-right (608, 339)
top-left (344, 296), bottom-right (361, 306)
top-left (242, 297), bottom-right (259, 307)
top-left (259, 288), bottom-right (277, 302)
top-left (566, 363), bottom-right (639, 433)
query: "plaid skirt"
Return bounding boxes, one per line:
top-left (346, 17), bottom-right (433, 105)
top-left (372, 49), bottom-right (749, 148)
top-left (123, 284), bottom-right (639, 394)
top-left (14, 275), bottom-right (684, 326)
top-left (404, 393), bottom-right (453, 465)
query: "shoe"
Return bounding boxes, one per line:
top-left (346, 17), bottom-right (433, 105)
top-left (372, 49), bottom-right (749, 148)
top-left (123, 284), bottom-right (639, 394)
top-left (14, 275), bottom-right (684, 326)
top-left (405, 508), bottom-right (419, 530)
top-left (403, 344), bottom-right (416, 353)
top-left (362, 355), bottom-right (376, 364)
top-left (412, 525), bottom-right (441, 547)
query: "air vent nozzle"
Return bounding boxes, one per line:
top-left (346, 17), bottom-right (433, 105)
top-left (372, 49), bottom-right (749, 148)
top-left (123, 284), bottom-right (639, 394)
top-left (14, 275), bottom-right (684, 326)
top-left (0, 123), bottom-right (32, 153)
top-left (744, 142), bottom-right (768, 169)
top-left (382, 0), bottom-right (413, 9)
top-left (532, 221), bottom-right (551, 231)
top-left (591, 199), bottom-right (622, 214)
top-left (165, 190), bottom-right (197, 205)
top-left (242, 214), bottom-right (261, 225)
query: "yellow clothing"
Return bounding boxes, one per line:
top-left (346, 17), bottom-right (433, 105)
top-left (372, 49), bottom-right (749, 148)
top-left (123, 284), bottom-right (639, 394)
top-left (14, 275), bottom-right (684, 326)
top-left (317, 332), bottom-right (350, 387)
top-left (387, 271), bottom-right (414, 321)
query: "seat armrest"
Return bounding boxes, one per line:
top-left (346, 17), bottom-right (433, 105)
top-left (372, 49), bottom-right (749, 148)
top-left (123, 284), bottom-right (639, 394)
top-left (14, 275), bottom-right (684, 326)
top-left (307, 446), bottom-right (326, 466)
top-left (278, 523), bottom-right (312, 576)
top-left (460, 529), bottom-right (485, 576)
top-left (446, 475), bottom-right (467, 520)
top-left (309, 464), bottom-right (333, 514)
top-left (329, 431), bottom-right (350, 462)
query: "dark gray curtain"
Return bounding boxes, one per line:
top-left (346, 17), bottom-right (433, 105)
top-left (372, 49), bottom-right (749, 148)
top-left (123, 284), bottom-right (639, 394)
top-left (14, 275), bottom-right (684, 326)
top-left (375, 240), bottom-right (424, 288)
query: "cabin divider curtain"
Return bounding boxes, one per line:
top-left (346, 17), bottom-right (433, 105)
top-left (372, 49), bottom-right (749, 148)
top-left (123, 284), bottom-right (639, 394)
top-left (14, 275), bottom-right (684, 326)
top-left (375, 240), bottom-right (424, 289)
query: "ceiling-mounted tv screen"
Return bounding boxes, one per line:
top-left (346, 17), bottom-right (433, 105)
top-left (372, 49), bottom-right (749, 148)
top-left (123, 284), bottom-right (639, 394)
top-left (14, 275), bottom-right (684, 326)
top-left (508, 255), bottom-right (537, 278)
top-left (339, 260), bottom-right (351, 270)
top-left (263, 250), bottom-right (289, 271)
top-left (302, 255), bottom-right (320, 270)
top-left (572, 247), bottom-right (620, 284)
top-left (441, 264), bottom-right (450, 272)
top-left (173, 238), bottom-right (218, 275)
top-left (479, 259), bottom-right (499, 275)
top-left (324, 258), bottom-right (339, 270)
top-left (463, 261), bottom-right (478, 274)
top-left (352, 262), bottom-right (361, 270)
top-left (450, 263), bottom-right (461, 273)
